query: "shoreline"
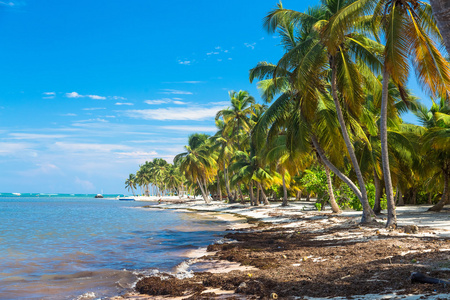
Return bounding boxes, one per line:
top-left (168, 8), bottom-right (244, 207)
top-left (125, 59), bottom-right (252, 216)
top-left (114, 199), bottom-right (450, 299)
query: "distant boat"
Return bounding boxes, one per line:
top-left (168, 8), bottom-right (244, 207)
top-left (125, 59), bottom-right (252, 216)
top-left (118, 196), bottom-right (135, 201)
top-left (95, 194), bottom-right (104, 198)
top-left (12, 193), bottom-right (21, 196)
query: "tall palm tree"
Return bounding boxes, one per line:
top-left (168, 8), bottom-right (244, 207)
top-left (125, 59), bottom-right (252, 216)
top-left (324, 0), bottom-right (450, 226)
top-left (216, 90), bottom-right (255, 151)
top-left (374, 0), bottom-right (450, 226)
top-left (125, 173), bottom-right (137, 197)
top-left (263, 1), bottom-right (385, 222)
top-left (174, 133), bottom-right (217, 204)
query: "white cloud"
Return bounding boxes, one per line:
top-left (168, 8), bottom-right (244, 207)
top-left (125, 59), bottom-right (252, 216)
top-left (123, 106), bottom-right (225, 121)
top-left (66, 91), bottom-right (83, 98)
top-left (8, 133), bottom-right (67, 140)
top-left (43, 92), bottom-right (55, 95)
top-left (160, 89), bottom-right (193, 95)
top-left (217, 59), bottom-right (222, 62)
top-left (244, 42), bottom-right (256, 49)
top-left (172, 101), bottom-right (186, 105)
top-left (178, 60), bottom-right (191, 65)
top-left (0, 142), bottom-right (31, 155)
top-left (18, 163), bottom-right (62, 177)
top-left (228, 58), bottom-right (232, 60)
top-left (144, 99), bottom-right (171, 105)
top-left (160, 125), bottom-right (217, 132)
top-left (75, 177), bottom-right (95, 191)
top-left (61, 113), bottom-right (77, 116)
top-left (87, 95), bottom-right (106, 100)
top-left (215, 46), bottom-right (221, 50)
top-left (54, 142), bottom-right (130, 152)
top-left (72, 118), bottom-right (108, 124)
top-left (65, 92), bottom-right (106, 100)
top-left (0, 1), bottom-right (14, 6)
top-left (115, 102), bottom-right (134, 106)
top-left (116, 151), bottom-right (158, 157)
top-left (111, 96), bottom-right (127, 100)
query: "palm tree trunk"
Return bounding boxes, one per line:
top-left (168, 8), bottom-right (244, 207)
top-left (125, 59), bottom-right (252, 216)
top-left (281, 171), bottom-right (288, 206)
top-left (311, 135), bottom-right (363, 200)
top-left (238, 185), bottom-right (245, 204)
top-left (223, 162), bottom-right (233, 203)
top-left (429, 167), bottom-right (449, 212)
top-left (430, 0), bottom-right (450, 55)
top-left (373, 170), bottom-right (383, 214)
top-left (197, 178), bottom-right (210, 204)
top-left (258, 182), bottom-right (269, 205)
top-left (255, 184), bottom-right (260, 206)
top-left (217, 173), bottom-right (222, 202)
top-left (324, 164), bottom-right (341, 213)
top-left (381, 67), bottom-right (397, 227)
top-left (397, 188), bottom-right (404, 206)
top-left (249, 180), bottom-right (255, 206)
top-left (296, 190), bottom-right (302, 201)
top-left (330, 60), bottom-right (372, 223)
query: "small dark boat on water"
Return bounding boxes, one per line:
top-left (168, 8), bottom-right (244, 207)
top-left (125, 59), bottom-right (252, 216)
top-left (95, 194), bottom-right (104, 198)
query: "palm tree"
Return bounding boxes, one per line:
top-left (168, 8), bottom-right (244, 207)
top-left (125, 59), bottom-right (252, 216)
top-left (216, 90), bottom-right (255, 151)
top-left (414, 97), bottom-right (450, 211)
top-left (125, 173), bottom-right (137, 197)
top-left (211, 119), bottom-right (235, 202)
top-left (374, 0), bottom-right (450, 226)
top-left (322, 0), bottom-right (450, 226)
top-left (263, 1), bottom-right (385, 222)
top-left (174, 133), bottom-right (217, 204)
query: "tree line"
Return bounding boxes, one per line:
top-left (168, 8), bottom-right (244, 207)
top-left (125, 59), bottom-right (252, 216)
top-left (126, 0), bottom-right (450, 227)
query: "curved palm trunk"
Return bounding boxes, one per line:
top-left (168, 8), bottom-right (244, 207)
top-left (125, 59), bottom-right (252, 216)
top-left (330, 62), bottom-right (372, 223)
top-left (381, 68), bottom-right (397, 227)
top-left (429, 166), bottom-right (449, 212)
top-left (281, 171), bottom-right (288, 206)
top-left (430, 0), bottom-right (450, 55)
top-left (324, 165), bottom-right (341, 214)
top-left (197, 178), bottom-right (211, 204)
top-left (238, 186), bottom-right (245, 204)
top-left (258, 182), bottom-right (269, 205)
top-left (311, 135), bottom-right (362, 199)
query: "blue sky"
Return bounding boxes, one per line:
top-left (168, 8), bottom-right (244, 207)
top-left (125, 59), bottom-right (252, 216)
top-left (0, 0), bottom-right (435, 194)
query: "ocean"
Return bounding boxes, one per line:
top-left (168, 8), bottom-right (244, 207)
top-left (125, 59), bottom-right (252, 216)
top-left (0, 194), bottom-right (228, 299)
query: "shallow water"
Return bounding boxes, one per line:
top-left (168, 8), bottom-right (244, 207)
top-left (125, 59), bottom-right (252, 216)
top-left (0, 197), bottom-right (227, 299)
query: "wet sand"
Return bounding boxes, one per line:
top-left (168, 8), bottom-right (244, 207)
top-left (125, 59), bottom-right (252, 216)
top-left (113, 200), bottom-right (450, 299)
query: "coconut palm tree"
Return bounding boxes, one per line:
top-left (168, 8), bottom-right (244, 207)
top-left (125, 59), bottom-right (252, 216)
top-left (125, 173), bottom-right (137, 197)
top-left (326, 0), bottom-right (450, 226)
top-left (174, 133), bottom-right (217, 204)
top-left (414, 97), bottom-right (450, 211)
top-left (263, 1), bottom-right (386, 222)
top-left (216, 90), bottom-right (255, 151)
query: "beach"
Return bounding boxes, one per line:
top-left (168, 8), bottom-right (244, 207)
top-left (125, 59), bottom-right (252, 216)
top-left (114, 198), bottom-right (450, 299)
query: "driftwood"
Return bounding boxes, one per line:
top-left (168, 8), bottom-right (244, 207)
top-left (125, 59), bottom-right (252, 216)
top-left (411, 272), bottom-right (450, 284)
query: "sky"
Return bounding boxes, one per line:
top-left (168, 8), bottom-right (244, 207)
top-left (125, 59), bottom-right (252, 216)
top-left (0, 0), bottom-right (436, 194)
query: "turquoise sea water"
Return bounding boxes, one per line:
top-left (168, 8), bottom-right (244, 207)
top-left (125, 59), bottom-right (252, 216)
top-left (0, 195), bottom-right (228, 299)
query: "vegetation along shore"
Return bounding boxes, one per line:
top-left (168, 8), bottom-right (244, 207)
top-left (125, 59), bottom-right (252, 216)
top-left (121, 0), bottom-right (450, 298)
